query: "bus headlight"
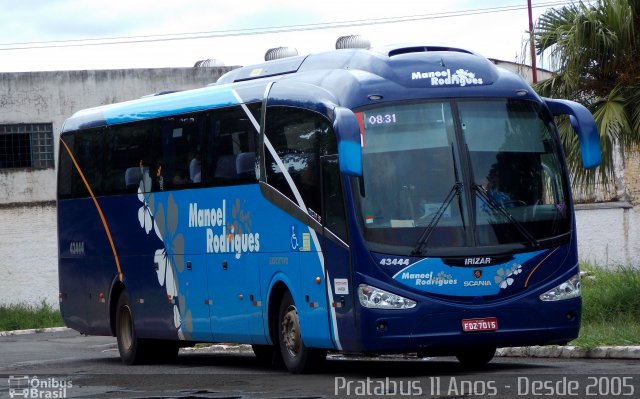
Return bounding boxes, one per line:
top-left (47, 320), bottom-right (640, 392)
top-left (539, 273), bottom-right (581, 301)
top-left (358, 284), bottom-right (416, 309)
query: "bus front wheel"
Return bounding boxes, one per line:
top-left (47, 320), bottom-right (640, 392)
top-left (115, 291), bottom-right (147, 365)
top-left (277, 292), bottom-right (326, 373)
top-left (455, 347), bottom-right (496, 368)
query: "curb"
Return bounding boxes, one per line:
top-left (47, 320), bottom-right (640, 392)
top-left (0, 327), bottom-right (70, 337)
top-left (497, 345), bottom-right (640, 359)
top-left (2, 328), bottom-right (639, 359)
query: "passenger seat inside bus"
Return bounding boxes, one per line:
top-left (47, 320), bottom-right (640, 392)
top-left (214, 152), bottom-right (256, 181)
top-left (214, 154), bottom-right (238, 180)
top-left (124, 166), bottom-right (150, 190)
top-left (236, 152), bottom-right (256, 179)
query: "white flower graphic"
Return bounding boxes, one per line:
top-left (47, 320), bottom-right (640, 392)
top-left (137, 170), bottom-right (154, 234)
top-left (148, 194), bottom-right (186, 337)
top-left (455, 69), bottom-right (475, 79)
top-left (173, 305), bottom-right (182, 332)
top-left (510, 263), bottom-right (523, 275)
top-left (494, 268), bottom-right (514, 289)
top-left (154, 248), bottom-right (180, 330)
top-left (153, 249), bottom-right (177, 296)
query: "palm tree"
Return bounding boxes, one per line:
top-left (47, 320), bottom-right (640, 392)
top-left (532, 0), bottom-right (640, 199)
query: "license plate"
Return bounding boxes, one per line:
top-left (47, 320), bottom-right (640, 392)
top-left (461, 317), bottom-right (498, 332)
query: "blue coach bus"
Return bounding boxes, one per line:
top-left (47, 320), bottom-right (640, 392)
top-left (57, 44), bottom-right (600, 373)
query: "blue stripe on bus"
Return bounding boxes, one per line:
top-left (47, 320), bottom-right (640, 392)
top-left (102, 85), bottom-right (239, 125)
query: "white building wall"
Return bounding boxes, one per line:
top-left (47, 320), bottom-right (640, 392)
top-left (575, 204), bottom-right (640, 269)
top-left (0, 204), bottom-right (57, 306)
top-left (489, 59), bottom-right (553, 85)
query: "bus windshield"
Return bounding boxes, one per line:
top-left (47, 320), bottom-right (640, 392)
top-left (355, 99), bottom-right (570, 255)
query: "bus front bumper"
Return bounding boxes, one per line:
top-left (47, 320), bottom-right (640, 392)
top-left (346, 298), bottom-right (581, 355)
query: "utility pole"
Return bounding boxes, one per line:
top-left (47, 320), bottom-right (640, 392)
top-left (528, 0), bottom-right (538, 83)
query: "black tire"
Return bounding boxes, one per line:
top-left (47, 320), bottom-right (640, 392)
top-left (115, 291), bottom-right (148, 365)
top-left (455, 347), bottom-right (496, 368)
top-left (146, 340), bottom-right (180, 364)
top-left (277, 291), bottom-right (326, 374)
top-left (251, 344), bottom-right (281, 366)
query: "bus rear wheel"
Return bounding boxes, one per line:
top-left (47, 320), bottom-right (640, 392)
top-left (116, 291), bottom-right (148, 365)
top-left (455, 347), bottom-right (496, 368)
top-left (277, 292), bottom-right (326, 373)
top-left (147, 340), bottom-right (179, 363)
top-left (251, 344), bottom-right (281, 366)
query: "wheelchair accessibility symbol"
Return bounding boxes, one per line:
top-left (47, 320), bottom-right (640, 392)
top-left (290, 225), bottom-right (311, 252)
top-left (290, 225), bottom-right (299, 250)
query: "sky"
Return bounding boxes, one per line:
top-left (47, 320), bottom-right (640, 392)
top-left (0, 0), bottom-right (573, 73)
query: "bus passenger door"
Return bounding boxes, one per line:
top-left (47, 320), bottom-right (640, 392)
top-left (177, 254), bottom-right (213, 342)
top-left (320, 156), bottom-right (355, 350)
top-left (207, 252), bottom-right (263, 343)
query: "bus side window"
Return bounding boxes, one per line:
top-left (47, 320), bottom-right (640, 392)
top-left (156, 114), bottom-right (205, 190)
top-left (103, 122), bottom-right (153, 195)
top-left (57, 134), bottom-right (74, 199)
top-left (59, 131), bottom-right (103, 199)
top-left (265, 106), bottom-right (337, 218)
top-left (73, 128), bottom-right (105, 197)
top-left (205, 104), bottom-right (258, 187)
top-left (321, 156), bottom-right (348, 241)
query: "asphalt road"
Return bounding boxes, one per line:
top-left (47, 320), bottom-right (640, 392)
top-left (1, 329), bottom-right (639, 398)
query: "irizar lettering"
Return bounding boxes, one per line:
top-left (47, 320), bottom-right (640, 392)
top-left (411, 68), bottom-right (483, 87)
top-left (189, 200), bottom-right (260, 259)
top-left (465, 257), bottom-right (491, 265)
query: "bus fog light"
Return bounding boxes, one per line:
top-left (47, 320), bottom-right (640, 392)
top-left (358, 284), bottom-right (416, 309)
top-left (539, 273), bottom-right (581, 301)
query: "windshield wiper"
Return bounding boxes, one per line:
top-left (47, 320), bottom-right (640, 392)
top-left (474, 184), bottom-right (539, 248)
top-left (411, 182), bottom-right (462, 256)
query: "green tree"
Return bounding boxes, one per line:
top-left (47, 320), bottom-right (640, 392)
top-left (533, 0), bottom-right (640, 197)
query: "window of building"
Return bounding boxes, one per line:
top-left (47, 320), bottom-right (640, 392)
top-left (0, 123), bottom-right (54, 169)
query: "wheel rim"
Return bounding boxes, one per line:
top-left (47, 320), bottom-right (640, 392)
top-left (281, 305), bottom-right (301, 358)
top-left (119, 305), bottom-right (133, 351)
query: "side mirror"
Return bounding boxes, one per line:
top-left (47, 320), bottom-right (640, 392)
top-left (544, 98), bottom-right (601, 169)
top-left (333, 107), bottom-right (363, 176)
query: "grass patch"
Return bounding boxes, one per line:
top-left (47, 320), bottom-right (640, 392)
top-left (0, 300), bottom-right (63, 331)
top-left (573, 321), bottom-right (640, 349)
top-left (571, 265), bottom-right (640, 348)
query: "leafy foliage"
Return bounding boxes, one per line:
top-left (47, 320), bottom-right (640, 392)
top-left (533, 0), bottom-right (640, 191)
